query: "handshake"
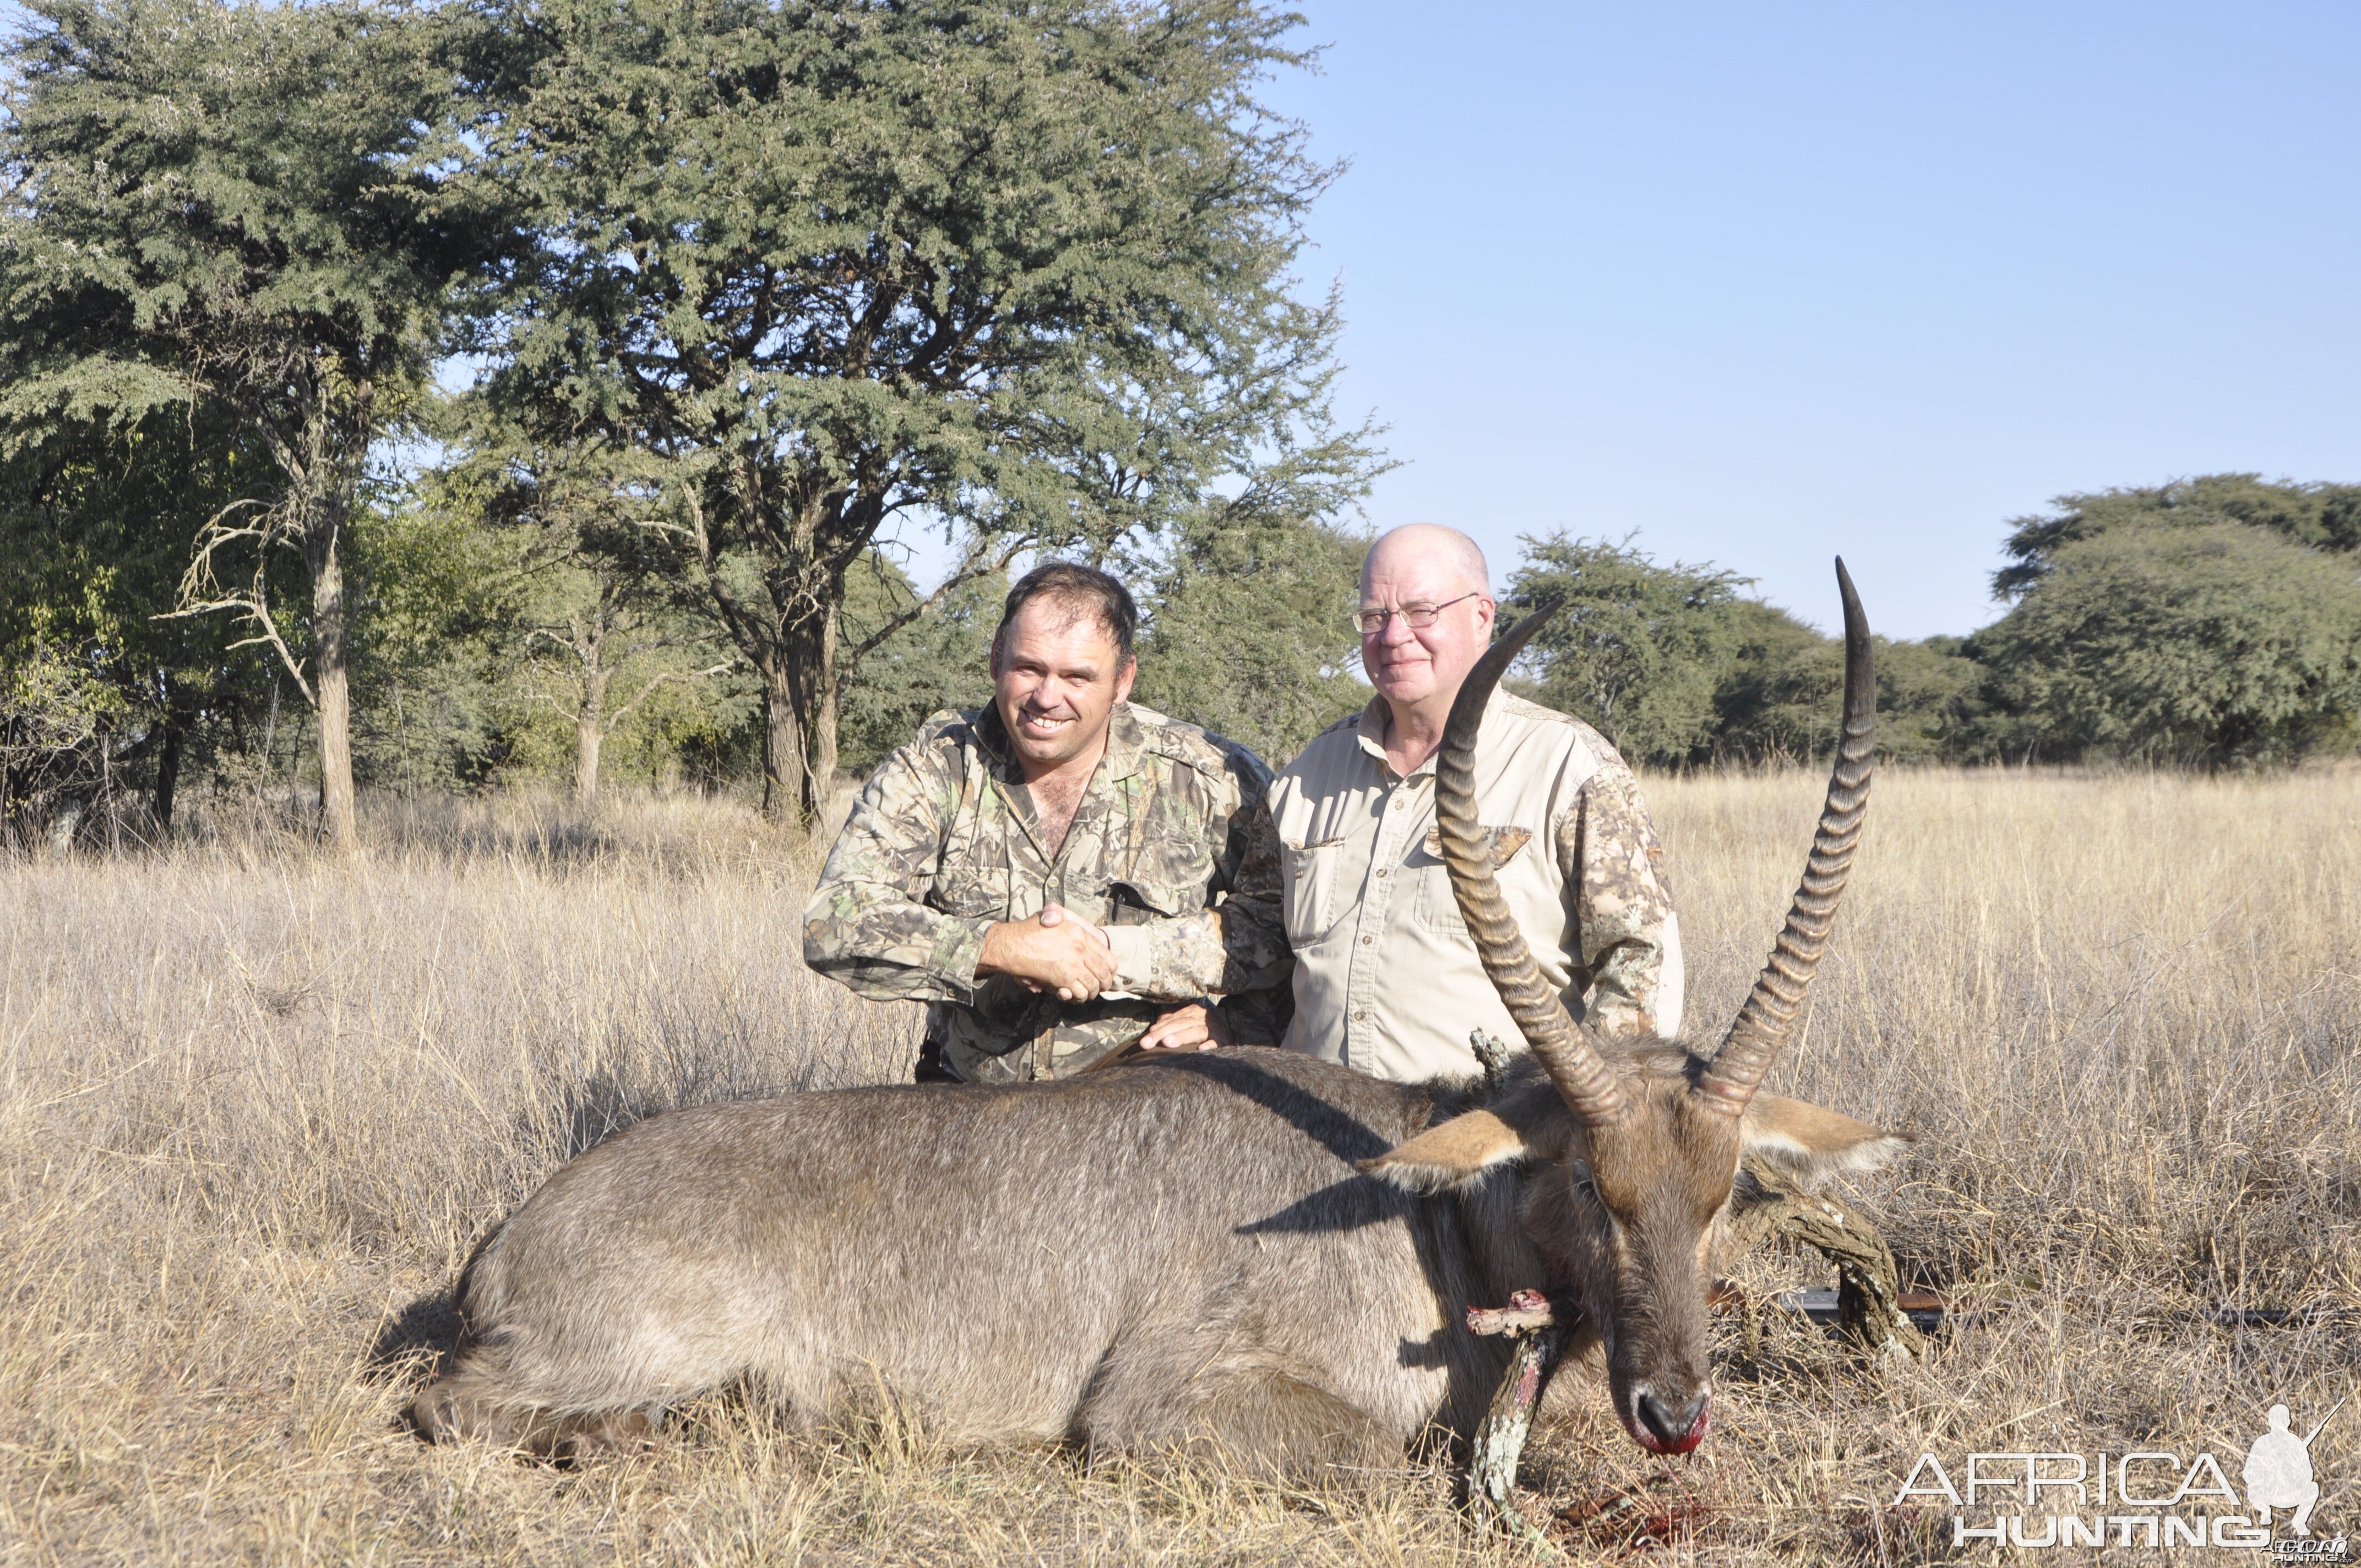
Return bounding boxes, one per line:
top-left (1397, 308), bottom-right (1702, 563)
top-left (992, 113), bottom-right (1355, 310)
top-left (976, 905), bottom-right (1232, 1052)
top-left (977, 903), bottom-right (1118, 1003)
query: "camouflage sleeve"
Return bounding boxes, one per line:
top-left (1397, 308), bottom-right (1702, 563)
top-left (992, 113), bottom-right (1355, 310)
top-left (1554, 745), bottom-right (1680, 1039)
top-left (1216, 977), bottom-right (1293, 1047)
top-left (802, 743), bottom-right (992, 1004)
top-left (1101, 745), bottom-right (1293, 1005)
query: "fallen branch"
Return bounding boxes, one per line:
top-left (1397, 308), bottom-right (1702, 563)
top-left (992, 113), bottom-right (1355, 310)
top-left (1463, 1291), bottom-right (1568, 1555)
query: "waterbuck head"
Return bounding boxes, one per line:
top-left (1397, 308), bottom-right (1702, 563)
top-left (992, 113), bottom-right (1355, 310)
top-left (1363, 560), bottom-right (1906, 1456)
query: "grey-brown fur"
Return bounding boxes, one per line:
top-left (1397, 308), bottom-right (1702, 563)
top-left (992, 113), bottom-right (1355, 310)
top-left (415, 1052), bottom-right (1535, 1463)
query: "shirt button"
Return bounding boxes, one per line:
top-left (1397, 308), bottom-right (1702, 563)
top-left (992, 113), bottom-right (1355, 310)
top-left (1360, 935), bottom-right (1373, 945)
top-left (1374, 868), bottom-right (1388, 879)
top-left (1353, 1009), bottom-right (1366, 1021)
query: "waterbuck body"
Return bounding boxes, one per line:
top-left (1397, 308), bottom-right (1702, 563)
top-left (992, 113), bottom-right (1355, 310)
top-left (417, 562), bottom-right (1905, 1467)
top-left (422, 1052), bottom-right (1521, 1460)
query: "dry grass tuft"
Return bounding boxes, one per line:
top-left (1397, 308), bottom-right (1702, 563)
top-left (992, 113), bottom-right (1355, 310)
top-left (3, 769), bottom-right (2357, 1564)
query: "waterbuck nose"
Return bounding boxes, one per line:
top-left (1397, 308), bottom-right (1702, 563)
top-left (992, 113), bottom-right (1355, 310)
top-left (1636, 1389), bottom-right (1709, 1452)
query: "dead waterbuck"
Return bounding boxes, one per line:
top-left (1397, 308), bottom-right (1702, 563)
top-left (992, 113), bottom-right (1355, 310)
top-left (413, 560), bottom-right (1906, 1467)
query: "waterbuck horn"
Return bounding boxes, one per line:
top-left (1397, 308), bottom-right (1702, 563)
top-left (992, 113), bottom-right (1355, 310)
top-left (1694, 558), bottom-right (1876, 1118)
top-left (1437, 600), bottom-right (1631, 1127)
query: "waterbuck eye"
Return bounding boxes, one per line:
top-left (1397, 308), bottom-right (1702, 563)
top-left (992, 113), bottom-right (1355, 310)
top-left (1568, 1160), bottom-right (1598, 1199)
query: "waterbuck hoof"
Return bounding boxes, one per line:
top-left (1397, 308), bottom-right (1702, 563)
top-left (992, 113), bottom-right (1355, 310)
top-left (411, 1376), bottom-right (659, 1461)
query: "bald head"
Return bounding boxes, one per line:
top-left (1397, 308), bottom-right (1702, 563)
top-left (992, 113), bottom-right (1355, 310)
top-left (1357, 524), bottom-right (1499, 734)
top-left (1362, 524), bottom-right (1489, 598)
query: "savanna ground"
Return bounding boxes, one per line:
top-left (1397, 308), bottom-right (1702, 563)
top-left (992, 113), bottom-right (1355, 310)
top-left (3, 767), bottom-right (2356, 1566)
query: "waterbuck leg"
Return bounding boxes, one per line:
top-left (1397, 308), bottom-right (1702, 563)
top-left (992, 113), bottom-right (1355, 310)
top-left (1464, 1289), bottom-right (1569, 1554)
top-left (1728, 1164), bottom-right (1925, 1360)
top-left (1078, 1354), bottom-right (1396, 1480)
top-left (1179, 1370), bottom-right (1397, 1479)
top-left (412, 1368), bottom-right (660, 1461)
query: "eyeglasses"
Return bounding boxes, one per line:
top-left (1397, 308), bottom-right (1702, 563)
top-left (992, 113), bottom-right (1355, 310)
top-left (1352, 591), bottom-right (1483, 635)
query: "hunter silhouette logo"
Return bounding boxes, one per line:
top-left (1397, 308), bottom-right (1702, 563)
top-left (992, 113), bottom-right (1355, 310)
top-left (1895, 1396), bottom-right (2349, 1552)
top-left (2246, 1399), bottom-right (2344, 1545)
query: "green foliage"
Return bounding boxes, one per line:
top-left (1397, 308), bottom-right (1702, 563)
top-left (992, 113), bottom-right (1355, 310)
top-left (0, 0), bottom-right (474, 516)
top-left (0, 0), bottom-right (502, 841)
top-left (343, 489), bottom-right (521, 792)
top-left (0, 409), bottom-right (284, 827)
top-left (466, 0), bottom-right (1384, 816)
top-left (1995, 474), bottom-right (2361, 599)
top-left (1710, 603), bottom-right (1984, 765)
top-left (1504, 533), bottom-right (1750, 766)
top-left (836, 557), bottom-right (1000, 778)
top-left (1130, 515), bottom-right (1369, 767)
top-left (1968, 522), bottom-right (2361, 764)
top-left (1504, 534), bottom-right (1985, 768)
top-left (4, 0), bottom-right (2355, 810)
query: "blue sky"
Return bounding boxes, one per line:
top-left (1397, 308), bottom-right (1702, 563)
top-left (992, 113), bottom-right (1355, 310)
top-left (1197, 1), bottom-right (2361, 639)
top-left (10, 0), bottom-right (2341, 638)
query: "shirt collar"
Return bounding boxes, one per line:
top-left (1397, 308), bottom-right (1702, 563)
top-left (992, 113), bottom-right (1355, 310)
top-left (1101, 702), bottom-right (1147, 781)
top-left (1352, 688), bottom-right (1510, 782)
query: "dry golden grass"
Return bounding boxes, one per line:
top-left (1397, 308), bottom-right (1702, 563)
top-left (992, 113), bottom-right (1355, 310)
top-left (3, 769), bottom-right (2357, 1565)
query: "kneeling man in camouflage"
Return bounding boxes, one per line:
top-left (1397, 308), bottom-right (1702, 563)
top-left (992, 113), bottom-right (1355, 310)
top-left (804, 562), bottom-right (1292, 1082)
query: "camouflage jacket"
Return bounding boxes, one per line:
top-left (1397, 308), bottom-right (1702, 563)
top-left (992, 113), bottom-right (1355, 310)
top-left (803, 703), bottom-right (1292, 1083)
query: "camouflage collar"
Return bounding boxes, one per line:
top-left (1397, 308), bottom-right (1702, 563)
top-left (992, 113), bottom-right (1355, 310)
top-left (974, 701), bottom-right (1148, 785)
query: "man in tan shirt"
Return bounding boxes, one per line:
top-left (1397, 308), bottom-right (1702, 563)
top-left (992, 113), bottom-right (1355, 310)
top-left (1258, 524), bottom-right (1683, 1081)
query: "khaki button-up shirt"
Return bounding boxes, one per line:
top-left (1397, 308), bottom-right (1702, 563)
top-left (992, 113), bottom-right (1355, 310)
top-left (1266, 690), bottom-right (1683, 1082)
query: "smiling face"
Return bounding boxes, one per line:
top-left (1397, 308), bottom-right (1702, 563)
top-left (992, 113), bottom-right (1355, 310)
top-left (1358, 527), bottom-right (1496, 716)
top-left (991, 598), bottom-right (1136, 780)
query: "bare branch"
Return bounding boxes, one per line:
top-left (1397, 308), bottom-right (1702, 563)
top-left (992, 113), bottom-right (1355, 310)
top-left (835, 532), bottom-right (1031, 691)
top-left (603, 660), bottom-right (736, 733)
top-left (156, 496), bottom-right (317, 706)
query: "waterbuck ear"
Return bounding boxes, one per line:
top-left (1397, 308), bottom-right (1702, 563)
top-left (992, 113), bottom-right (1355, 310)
top-left (1361, 1109), bottom-right (1536, 1193)
top-left (1739, 1096), bottom-right (1913, 1191)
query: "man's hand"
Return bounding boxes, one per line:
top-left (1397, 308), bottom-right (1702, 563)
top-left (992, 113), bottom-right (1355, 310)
top-left (1138, 1000), bottom-right (1234, 1052)
top-left (977, 903), bottom-right (1115, 1003)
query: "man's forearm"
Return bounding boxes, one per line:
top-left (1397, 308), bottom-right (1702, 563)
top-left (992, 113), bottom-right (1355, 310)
top-left (1101, 905), bottom-right (1291, 1001)
top-left (803, 894), bottom-right (993, 1003)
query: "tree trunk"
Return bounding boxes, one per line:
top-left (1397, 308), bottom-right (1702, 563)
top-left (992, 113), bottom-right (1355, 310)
top-left (576, 660), bottom-right (607, 806)
top-left (152, 705), bottom-right (185, 836)
top-left (308, 527), bottom-right (360, 853)
top-left (758, 608), bottom-right (845, 826)
top-left (781, 598), bottom-right (840, 825)
top-left (760, 661), bottom-right (804, 825)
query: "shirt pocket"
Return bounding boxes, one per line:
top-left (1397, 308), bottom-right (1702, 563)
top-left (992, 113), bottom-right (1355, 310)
top-left (933, 818), bottom-right (1014, 918)
top-left (1416, 824), bottom-right (1535, 935)
top-left (1105, 875), bottom-right (1189, 927)
top-left (1281, 837), bottom-right (1347, 945)
top-left (1107, 831), bottom-right (1212, 926)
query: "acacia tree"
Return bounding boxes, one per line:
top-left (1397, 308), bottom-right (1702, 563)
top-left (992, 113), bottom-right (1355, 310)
top-left (1995, 473), bottom-right (2361, 598)
top-left (0, 0), bottom-right (483, 850)
top-left (1969, 521), bottom-right (2361, 764)
top-left (0, 406), bottom-right (280, 839)
top-left (460, 435), bottom-right (735, 803)
top-left (1505, 532), bottom-right (1752, 766)
top-left (471, 0), bottom-right (1377, 821)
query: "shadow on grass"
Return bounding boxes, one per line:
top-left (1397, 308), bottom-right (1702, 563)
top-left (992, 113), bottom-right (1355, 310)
top-left (366, 1289), bottom-right (461, 1385)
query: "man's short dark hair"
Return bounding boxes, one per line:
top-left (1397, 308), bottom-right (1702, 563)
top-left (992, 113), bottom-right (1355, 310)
top-left (996, 560), bottom-right (1139, 665)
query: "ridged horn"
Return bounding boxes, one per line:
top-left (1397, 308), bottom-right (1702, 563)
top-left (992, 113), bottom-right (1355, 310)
top-left (1694, 558), bottom-right (1875, 1118)
top-left (1437, 600), bottom-right (1631, 1128)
